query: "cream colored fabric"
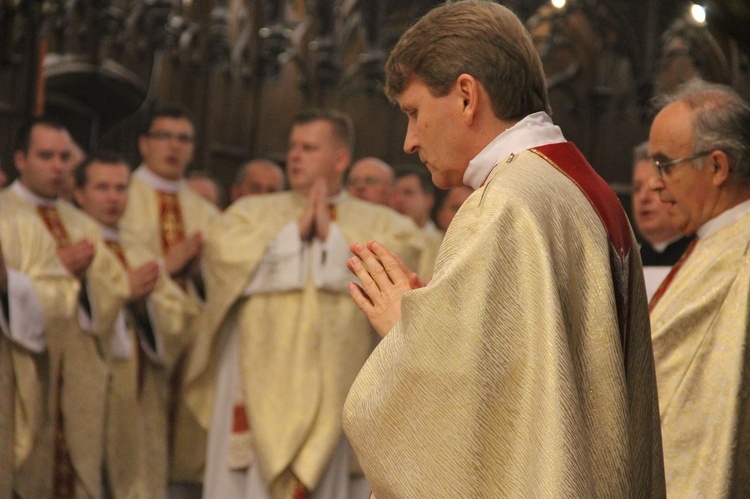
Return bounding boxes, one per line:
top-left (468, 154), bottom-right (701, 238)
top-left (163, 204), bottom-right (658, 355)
top-left (0, 189), bottom-right (129, 498)
top-left (344, 149), bottom-right (664, 498)
top-left (103, 240), bottom-right (200, 499)
top-left (185, 191), bottom-right (423, 497)
top-left (0, 212), bottom-right (78, 496)
top-left (417, 228), bottom-right (443, 279)
top-left (119, 175), bottom-right (218, 483)
top-left (651, 211), bottom-right (750, 497)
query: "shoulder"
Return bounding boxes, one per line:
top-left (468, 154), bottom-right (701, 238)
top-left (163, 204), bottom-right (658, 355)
top-left (56, 200), bottom-right (101, 235)
top-left (224, 190), bottom-right (294, 219)
top-left (179, 185), bottom-right (221, 218)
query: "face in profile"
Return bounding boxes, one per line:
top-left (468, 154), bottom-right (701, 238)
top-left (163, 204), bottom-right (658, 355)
top-left (398, 78), bottom-right (470, 190)
top-left (632, 159), bottom-right (681, 244)
top-left (648, 100), bottom-right (716, 237)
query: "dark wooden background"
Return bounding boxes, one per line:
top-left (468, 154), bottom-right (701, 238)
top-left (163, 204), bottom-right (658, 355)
top-left (1, 0), bottom-right (749, 206)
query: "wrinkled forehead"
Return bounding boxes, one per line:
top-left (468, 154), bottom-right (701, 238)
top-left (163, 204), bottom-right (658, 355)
top-left (649, 101), bottom-right (695, 153)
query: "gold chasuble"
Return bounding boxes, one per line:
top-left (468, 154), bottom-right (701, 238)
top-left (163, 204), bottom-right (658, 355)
top-left (0, 187), bottom-right (129, 498)
top-left (650, 211), bottom-right (750, 497)
top-left (344, 143), bottom-right (666, 498)
top-left (0, 212), bottom-right (78, 497)
top-left (184, 191), bottom-right (424, 498)
top-left (101, 234), bottom-right (199, 499)
top-left (118, 172), bottom-right (218, 482)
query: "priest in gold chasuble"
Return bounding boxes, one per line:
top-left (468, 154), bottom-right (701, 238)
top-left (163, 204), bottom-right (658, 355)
top-left (343, 3), bottom-right (665, 498)
top-left (118, 106), bottom-right (219, 488)
top-left (647, 80), bottom-right (750, 497)
top-left (0, 211), bottom-right (78, 498)
top-left (184, 109), bottom-right (424, 499)
top-left (2, 117), bottom-right (129, 497)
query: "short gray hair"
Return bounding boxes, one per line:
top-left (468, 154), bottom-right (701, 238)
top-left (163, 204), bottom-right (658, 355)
top-left (654, 78), bottom-right (750, 183)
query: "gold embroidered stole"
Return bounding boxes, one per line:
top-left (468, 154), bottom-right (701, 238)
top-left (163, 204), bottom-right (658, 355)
top-left (37, 205), bottom-right (75, 498)
top-left (648, 238), bottom-right (698, 312)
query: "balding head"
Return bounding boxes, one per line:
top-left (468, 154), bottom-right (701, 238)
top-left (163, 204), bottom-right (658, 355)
top-left (346, 157), bottom-right (394, 205)
top-left (231, 159), bottom-right (285, 200)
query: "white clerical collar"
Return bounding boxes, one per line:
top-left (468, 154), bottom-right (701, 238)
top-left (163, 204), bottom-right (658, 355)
top-left (650, 233), bottom-right (685, 253)
top-left (135, 164), bottom-right (184, 194)
top-left (10, 180), bottom-right (57, 208)
top-left (97, 223), bottom-right (119, 242)
top-left (697, 198), bottom-right (750, 239)
top-left (422, 219), bottom-right (440, 235)
top-left (329, 189), bottom-right (347, 204)
top-left (463, 111), bottom-right (566, 189)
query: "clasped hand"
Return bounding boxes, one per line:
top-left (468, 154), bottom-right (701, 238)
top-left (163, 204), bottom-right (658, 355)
top-left (347, 240), bottom-right (425, 338)
top-left (298, 179), bottom-right (331, 242)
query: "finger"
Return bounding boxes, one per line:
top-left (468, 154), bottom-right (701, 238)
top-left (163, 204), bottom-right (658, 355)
top-left (368, 241), bottom-right (410, 285)
top-left (352, 243), bottom-right (393, 288)
top-left (348, 282), bottom-right (374, 314)
top-left (347, 255), bottom-right (383, 300)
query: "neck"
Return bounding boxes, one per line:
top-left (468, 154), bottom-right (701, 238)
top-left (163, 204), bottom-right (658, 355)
top-left (713, 184), bottom-right (750, 219)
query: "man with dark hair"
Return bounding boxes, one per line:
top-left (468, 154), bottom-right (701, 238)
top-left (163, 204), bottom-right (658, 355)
top-left (74, 151), bottom-right (197, 498)
top-left (0, 203), bottom-right (76, 498)
top-left (0, 117), bottom-right (129, 496)
top-left (344, 1), bottom-right (665, 497)
top-left (118, 104), bottom-right (219, 496)
top-left (436, 185), bottom-right (473, 231)
top-left (647, 79), bottom-right (750, 497)
top-left (390, 164), bottom-right (442, 278)
top-left (184, 108), bottom-right (424, 499)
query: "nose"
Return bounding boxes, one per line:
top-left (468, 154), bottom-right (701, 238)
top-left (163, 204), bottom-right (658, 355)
top-left (287, 144), bottom-right (301, 163)
top-left (403, 122), bottom-right (418, 154)
top-left (647, 173), bottom-right (665, 194)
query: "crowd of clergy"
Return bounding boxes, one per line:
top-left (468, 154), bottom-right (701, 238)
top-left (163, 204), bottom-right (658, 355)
top-left (1, 1), bottom-right (750, 498)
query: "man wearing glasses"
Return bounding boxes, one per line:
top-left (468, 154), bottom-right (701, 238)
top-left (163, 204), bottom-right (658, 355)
top-left (647, 79), bottom-right (750, 497)
top-left (119, 105), bottom-right (219, 498)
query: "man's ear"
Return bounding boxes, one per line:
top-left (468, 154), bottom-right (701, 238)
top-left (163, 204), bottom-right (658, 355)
top-left (138, 135), bottom-right (148, 159)
top-left (13, 150), bottom-right (26, 175)
top-left (710, 150), bottom-right (731, 187)
top-left (456, 73), bottom-right (480, 125)
top-left (334, 149), bottom-right (352, 175)
top-left (73, 189), bottom-right (85, 208)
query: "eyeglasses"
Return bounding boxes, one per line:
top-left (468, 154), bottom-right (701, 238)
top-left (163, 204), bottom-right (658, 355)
top-left (347, 176), bottom-right (390, 187)
top-left (651, 150), bottom-right (712, 177)
top-left (147, 131), bottom-right (194, 144)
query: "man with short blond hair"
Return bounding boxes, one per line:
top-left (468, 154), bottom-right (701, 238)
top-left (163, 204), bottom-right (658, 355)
top-left (185, 108), bottom-right (423, 499)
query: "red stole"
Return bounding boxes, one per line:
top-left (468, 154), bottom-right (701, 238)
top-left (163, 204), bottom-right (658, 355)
top-left (648, 238), bottom-right (698, 312)
top-left (36, 204), bottom-right (75, 498)
top-left (532, 143), bottom-right (634, 357)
